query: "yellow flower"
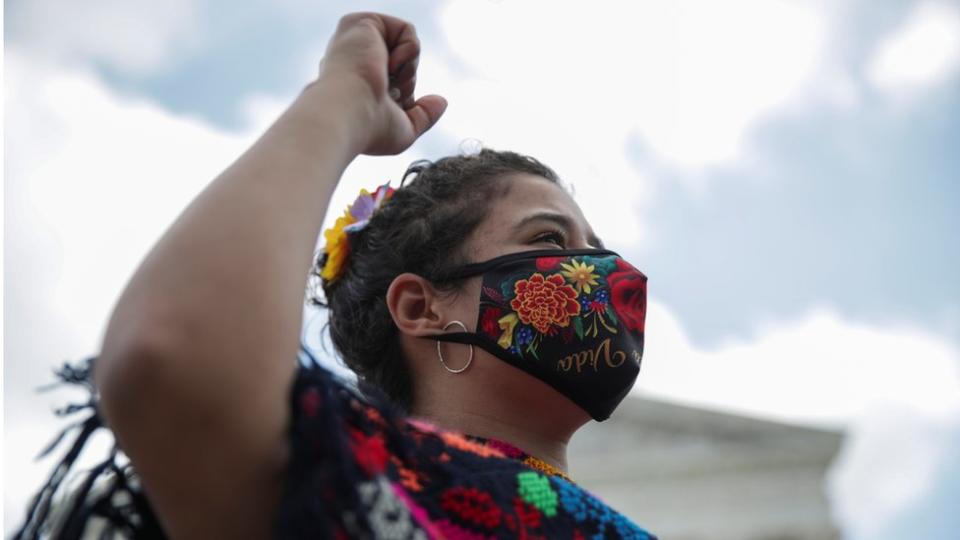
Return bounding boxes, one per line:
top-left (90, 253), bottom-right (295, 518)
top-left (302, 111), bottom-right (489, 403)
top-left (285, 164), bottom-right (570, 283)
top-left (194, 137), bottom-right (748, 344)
top-left (497, 313), bottom-right (519, 349)
top-left (320, 208), bottom-right (356, 282)
top-left (560, 259), bottom-right (599, 294)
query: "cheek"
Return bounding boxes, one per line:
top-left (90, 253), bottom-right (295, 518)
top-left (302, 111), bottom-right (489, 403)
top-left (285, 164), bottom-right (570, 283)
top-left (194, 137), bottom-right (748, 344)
top-left (451, 277), bottom-right (482, 330)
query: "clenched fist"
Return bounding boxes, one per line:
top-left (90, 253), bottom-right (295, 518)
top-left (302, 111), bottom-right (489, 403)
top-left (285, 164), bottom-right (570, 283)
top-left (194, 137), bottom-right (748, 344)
top-left (304, 12), bottom-right (448, 156)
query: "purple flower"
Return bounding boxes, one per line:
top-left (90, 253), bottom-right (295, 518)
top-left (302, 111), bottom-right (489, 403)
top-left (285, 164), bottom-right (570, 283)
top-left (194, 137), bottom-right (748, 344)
top-left (349, 192), bottom-right (376, 221)
top-left (343, 183), bottom-right (394, 233)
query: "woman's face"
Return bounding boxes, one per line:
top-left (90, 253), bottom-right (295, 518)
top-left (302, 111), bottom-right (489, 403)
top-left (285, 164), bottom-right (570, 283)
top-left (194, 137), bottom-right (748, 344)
top-left (442, 172), bottom-right (605, 329)
top-left (401, 172), bottom-right (606, 425)
top-left (462, 173), bottom-right (604, 264)
top-left (423, 172), bottom-right (606, 420)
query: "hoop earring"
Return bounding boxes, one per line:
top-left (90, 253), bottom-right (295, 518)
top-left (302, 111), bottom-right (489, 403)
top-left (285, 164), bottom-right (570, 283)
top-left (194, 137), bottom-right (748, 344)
top-left (437, 320), bottom-right (474, 374)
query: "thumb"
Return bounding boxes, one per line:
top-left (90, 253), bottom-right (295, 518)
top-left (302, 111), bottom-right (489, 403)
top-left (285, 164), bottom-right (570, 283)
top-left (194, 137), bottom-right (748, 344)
top-left (406, 95), bottom-right (448, 138)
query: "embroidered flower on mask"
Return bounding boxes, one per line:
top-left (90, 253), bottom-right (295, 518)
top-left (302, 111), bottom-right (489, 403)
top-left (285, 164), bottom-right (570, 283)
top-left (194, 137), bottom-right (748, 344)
top-left (510, 273), bottom-right (581, 334)
top-left (535, 256), bottom-right (564, 272)
top-left (560, 259), bottom-right (600, 294)
top-left (480, 307), bottom-right (503, 339)
top-left (516, 326), bottom-right (534, 345)
top-left (607, 259), bottom-right (647, 333)
top-left (497, 313), bottom-right (519, 349)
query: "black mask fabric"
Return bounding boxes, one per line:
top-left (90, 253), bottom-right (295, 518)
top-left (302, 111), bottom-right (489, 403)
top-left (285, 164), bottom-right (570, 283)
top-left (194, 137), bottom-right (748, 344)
top-left (426, 248), bottom-right (648, 421)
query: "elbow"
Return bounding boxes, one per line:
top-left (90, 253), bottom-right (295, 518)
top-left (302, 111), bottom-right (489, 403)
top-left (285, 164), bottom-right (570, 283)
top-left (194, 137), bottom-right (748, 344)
top-left (93, 326), bottom-right (184, 433)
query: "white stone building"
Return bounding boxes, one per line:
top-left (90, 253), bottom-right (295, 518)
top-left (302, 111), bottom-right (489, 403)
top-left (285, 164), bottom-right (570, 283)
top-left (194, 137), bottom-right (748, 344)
top-left (569, 395), bottom-right (844, 540)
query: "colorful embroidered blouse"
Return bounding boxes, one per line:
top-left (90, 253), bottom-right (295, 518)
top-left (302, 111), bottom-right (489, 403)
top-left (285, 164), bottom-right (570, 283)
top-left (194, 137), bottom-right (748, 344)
top-left (276, 346), bottom-right (657, 539)
top-left (14, 345), bottom-right (659, 539)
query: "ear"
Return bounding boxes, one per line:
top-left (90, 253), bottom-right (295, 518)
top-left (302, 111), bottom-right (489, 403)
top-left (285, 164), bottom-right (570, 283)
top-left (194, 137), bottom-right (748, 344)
top-left (386, 273), bottom-right (446, 337)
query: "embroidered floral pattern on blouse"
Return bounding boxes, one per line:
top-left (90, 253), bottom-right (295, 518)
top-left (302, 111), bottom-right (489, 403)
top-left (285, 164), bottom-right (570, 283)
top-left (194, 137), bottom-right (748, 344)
top-left (15, 346), bottom-right (658, 539)
top-left (275, 347), bottom-right (660, 539)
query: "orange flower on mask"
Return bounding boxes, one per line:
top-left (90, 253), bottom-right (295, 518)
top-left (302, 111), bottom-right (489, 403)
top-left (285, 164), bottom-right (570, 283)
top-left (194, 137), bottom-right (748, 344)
top-left (510, 273), bottom-right (581, 334)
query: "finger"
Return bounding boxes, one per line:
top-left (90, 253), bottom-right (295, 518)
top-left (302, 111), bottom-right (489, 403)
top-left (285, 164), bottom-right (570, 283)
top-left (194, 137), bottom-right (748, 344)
top-left (390, 63), bottom-right (418, 108)
top-left (389, 55), bottom-right (418, 86)
top-left (389, 74), bottom-right (416, 105)
top-left (383, 18), bottom-right (420, 76)
top-left (392, 74), bottom-right (417, 106)
top-left (342, 13), bottom-right (418, 76)
top-left (406, 94), bottom-right (447, 137)
top-left (390, 88), bottom-right (416, 111)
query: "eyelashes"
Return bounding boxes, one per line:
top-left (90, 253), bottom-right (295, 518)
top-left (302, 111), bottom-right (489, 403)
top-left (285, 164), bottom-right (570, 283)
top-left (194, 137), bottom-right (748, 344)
top-left (532, 230), bottom-right (567, 247)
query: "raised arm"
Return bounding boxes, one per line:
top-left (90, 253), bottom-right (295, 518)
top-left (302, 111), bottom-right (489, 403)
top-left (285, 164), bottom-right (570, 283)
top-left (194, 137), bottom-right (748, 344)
top-left (92, 13), bottom-right (446, 539)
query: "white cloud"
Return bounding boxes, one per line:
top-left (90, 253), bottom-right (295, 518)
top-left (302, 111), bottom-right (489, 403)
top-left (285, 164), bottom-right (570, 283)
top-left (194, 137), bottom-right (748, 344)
top-left (439, 0), bottom-right (826, 177)
top-left (6, 48), bottom-right (254, 355)
top-left (7, 0), bottom-right (203, 75)
top-left (635, 298), bottom-right (960, 539)
top-left (428, 0), bottom-right (828, 249)
top-left (636, 298), bottom-right (960, 427)
top-left (867, 1), bottom-right (960, 96)
top-left (826, 399), bottom-right (960, 540)
top-left (413, 49), bottom-right (655, 250)
top-left (4, 47), bottom-right (250, 531)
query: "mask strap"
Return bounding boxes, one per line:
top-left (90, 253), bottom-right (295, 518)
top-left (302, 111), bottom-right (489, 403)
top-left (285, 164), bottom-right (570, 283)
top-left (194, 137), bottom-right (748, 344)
top-left (436, 248), bottom-right (621, 281)
top-left (419, 331), bottom-right (486, 348)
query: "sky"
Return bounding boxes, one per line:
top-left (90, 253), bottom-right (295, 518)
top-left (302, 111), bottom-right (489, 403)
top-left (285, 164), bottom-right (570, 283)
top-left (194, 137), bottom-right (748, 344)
top-left (4, 0), bottom-right (960, 537)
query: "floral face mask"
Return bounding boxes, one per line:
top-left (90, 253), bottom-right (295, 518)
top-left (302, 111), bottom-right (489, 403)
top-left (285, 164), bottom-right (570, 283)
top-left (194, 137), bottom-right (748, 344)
top-left (426, 248), bottom-right (648, 421)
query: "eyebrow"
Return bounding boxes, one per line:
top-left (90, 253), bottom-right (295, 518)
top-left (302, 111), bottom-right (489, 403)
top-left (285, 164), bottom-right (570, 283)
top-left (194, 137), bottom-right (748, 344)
top-left (513, 212), bottom-right (606, 249)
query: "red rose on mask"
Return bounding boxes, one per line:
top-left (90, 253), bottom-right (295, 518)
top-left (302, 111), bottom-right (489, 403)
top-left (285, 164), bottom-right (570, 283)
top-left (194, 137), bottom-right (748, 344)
top-left (535, 256), bottom-right (564, 272)
top-left (607, 259), bottom-right (647, 333)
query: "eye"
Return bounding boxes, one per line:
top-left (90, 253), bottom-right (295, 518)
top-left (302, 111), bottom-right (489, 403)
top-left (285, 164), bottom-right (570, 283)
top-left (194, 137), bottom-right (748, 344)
top-left (533, 230), bottom-right (566, 248)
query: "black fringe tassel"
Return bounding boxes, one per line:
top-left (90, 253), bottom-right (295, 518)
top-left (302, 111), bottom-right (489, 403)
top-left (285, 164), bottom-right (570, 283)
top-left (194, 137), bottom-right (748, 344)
top-left (13, 341), bottom-right (420, 539)
top-left (12, 357), bottom-right (164, 539)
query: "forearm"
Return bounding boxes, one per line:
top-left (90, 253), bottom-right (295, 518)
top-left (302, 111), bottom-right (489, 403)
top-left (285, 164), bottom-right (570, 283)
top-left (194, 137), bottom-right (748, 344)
top-left (96, 79), bottom-right (366, 406)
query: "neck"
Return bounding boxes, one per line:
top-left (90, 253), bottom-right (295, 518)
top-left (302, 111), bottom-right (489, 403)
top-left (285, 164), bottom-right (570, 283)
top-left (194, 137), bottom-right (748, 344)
top-left (409, 377), bottom-right (589, 473)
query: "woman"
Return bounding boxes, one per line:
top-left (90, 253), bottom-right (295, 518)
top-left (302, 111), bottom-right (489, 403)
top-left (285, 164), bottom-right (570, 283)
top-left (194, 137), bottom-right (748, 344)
top-left (16, 12), bottom-right (655, 540)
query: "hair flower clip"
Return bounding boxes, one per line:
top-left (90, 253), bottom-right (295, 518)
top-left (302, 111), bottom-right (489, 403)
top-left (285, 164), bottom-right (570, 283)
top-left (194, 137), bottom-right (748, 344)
top-left (320, 182), bottom-right (395, 283)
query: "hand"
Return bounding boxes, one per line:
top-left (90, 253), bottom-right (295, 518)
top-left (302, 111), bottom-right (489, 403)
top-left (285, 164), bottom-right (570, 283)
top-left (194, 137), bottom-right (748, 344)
top-left (309, 12), bottom-right (448, 156)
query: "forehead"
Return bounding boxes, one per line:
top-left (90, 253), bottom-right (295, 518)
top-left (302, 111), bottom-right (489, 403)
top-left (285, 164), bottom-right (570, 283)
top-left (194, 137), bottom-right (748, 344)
top-left (464, 173), bottom-right (594, 259)
top-left (489, 173), bottom-right (582, 217)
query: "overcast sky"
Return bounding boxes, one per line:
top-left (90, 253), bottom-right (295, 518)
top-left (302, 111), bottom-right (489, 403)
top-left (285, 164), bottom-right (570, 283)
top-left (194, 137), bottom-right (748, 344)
top-left (5, 0), bottom-right (960, 537)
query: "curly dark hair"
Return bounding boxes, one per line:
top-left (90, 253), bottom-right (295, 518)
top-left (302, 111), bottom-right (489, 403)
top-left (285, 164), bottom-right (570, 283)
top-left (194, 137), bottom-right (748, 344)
top-left (306, 148), bottom-right (563, 412)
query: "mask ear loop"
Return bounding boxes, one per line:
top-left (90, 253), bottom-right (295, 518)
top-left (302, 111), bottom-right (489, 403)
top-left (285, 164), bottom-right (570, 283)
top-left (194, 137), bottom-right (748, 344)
top-left (437, 320), bottom-right (474, 373)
